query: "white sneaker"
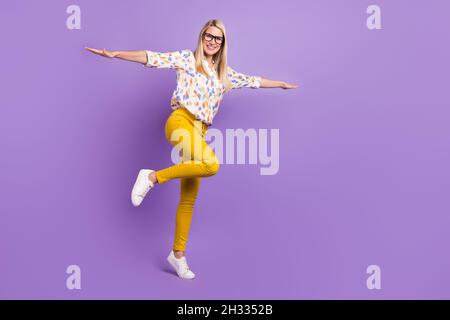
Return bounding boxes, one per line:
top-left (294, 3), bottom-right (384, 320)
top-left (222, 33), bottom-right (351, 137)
top-left (167, 251), bottom-right (196, 280)
top-left (131, 169), bottom-right (154, 207)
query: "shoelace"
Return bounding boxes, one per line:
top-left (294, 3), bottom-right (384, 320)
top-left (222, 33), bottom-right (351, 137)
top-left (178, 257), bottom-right (190, 274)
top-left (139, 178), bottom-right (153, 197)
top-left (140, 185), bottom-right (150, 197)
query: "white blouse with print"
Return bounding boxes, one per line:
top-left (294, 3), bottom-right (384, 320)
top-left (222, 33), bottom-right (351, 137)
top-left (144, 49), bottom-right (261, 126)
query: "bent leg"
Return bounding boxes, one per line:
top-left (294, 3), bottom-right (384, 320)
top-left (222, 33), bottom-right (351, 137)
top-left (156, 115), bottom-right (219, 184)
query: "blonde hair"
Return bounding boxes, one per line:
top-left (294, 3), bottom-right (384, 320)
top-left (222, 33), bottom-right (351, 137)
top-left (193, 19), bottom-right (232, 92)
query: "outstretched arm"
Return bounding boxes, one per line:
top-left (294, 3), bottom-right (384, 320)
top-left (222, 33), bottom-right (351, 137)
top-left (227, 66), bottom-right (299, 90)
top-left (85, 47), bottom-right (148, 65)
top-left (85, 47), bottom-right (191, 69)
top-left (260, 77), bottom-right (299, 89)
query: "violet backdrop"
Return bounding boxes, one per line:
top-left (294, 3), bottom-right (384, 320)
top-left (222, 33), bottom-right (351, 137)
top-left (1, 0), bottom-right (449, 299)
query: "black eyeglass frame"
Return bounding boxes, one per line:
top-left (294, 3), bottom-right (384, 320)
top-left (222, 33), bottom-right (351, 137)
top-left (203, 32), bottom-right (224, 45)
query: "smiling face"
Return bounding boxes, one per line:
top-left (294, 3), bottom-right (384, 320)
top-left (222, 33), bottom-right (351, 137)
top-left (202, 26), bottom-right (223, 57)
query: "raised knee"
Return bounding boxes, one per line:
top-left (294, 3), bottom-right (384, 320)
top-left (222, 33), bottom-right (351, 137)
top-left (205, 161), bottom-right (220, 176)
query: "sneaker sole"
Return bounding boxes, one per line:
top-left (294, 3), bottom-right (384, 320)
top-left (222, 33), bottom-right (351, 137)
top-left (167, 256), bottom-right (196, 280)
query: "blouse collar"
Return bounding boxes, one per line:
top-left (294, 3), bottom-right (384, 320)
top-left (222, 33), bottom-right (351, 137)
top-left (202, 58), bottom-right (217, 77)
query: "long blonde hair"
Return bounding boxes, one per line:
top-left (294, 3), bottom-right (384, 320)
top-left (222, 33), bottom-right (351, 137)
top-left (193, 19), bottom-right (232, 92)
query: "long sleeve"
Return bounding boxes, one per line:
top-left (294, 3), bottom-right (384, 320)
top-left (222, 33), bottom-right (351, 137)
top-left (144, 49), bottom-right (192, 70)
top-left (227, 66), bottom-right (262, 89)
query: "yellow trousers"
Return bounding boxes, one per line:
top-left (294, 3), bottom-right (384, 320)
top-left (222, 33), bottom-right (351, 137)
top-left (155, 107), bottom-right (220, 251)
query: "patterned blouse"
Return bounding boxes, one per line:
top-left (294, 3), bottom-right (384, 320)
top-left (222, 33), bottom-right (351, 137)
top-left (144, 49), bottom-right (262, 126)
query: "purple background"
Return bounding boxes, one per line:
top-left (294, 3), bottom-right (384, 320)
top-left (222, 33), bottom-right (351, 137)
top-left (1, 0), bottom-right (449, 299)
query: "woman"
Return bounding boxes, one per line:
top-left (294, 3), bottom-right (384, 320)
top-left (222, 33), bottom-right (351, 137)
top-left (85, 19), bottom-right (299, 280)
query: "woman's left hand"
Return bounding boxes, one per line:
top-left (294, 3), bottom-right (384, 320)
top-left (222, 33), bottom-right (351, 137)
top-left (281, 82), bottom-right (300, 89)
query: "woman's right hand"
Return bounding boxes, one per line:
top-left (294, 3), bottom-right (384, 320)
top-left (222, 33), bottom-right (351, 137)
top-left (85, 47), bottom-right (118, 58)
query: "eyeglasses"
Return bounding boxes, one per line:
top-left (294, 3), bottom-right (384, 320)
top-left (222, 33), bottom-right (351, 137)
top-left (203, 32), bottom-right (223, 45)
